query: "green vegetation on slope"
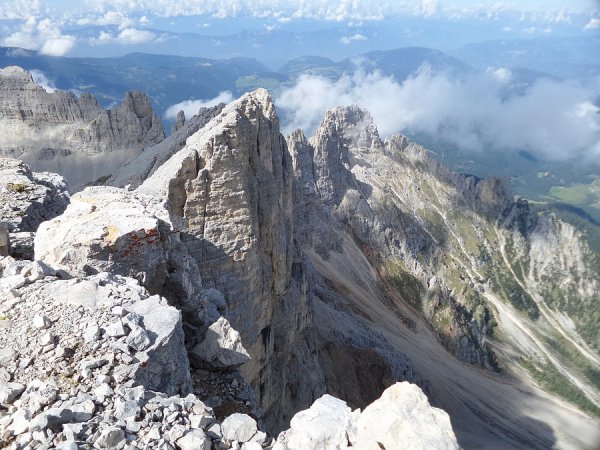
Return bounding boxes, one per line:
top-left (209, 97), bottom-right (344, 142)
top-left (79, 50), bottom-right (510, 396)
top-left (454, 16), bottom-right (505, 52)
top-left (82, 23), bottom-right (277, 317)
top-left (521, 358), bottom-right (600, 418)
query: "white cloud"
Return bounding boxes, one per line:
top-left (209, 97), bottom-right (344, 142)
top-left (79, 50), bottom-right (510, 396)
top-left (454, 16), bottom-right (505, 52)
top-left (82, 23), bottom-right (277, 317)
top-left (30, 69), bottom-right (56, 92)
top-left (275, 67), bottom-right (600, 162)
top-left (2, 17), bottom-right (75, 56)
top-left (584, 18), bottom-right (600, 30)
top-left (164, 91), bottom-right (234, 120)
top-left (117, 27), bottom-right (156, 44)
top-left (340, 33), bottom-right (367, 45)
top-left (487, 67), bottom-right (512, 83)
top-left (0, 0), bottom-right (40, 20)
top-left (92, 27), bottom-right (158, 45)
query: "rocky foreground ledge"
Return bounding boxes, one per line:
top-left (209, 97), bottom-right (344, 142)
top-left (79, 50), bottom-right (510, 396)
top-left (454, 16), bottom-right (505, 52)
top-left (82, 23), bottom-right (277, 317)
top-left (0, 133), bottom-right (460, 447)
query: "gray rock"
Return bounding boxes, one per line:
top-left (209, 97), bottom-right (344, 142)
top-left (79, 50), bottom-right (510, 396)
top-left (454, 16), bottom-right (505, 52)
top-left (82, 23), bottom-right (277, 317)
top-left (176, 429), bottom-right (212, 450)
top-left (0, 67), bottom-right (164, 190)
top-left (0, 381), bottom-right (25, 404)
top-left (350, 382), bottom-right (459, 450)
top-left (190, 317), bottom-right (251, 369)
top-left (35, 187), bottom-right (171, 294)
top-left (23, 380), bottom-right (58, 413)
top-left (83, 324), bottom-right (102, 343)
top-left (33, 314), bottom-right (51, 329)
top-left (0, 222), bottom-right (8, 257)
top-left (0, 348), bottom-right (16, 366)
top-left (221, 413), bottom-right (258, 443)
top-left (125, 325), bottom-right (150, 351)
top-left (0, 157), bottom-right (70, 233)
top-left (95, 427), bottom-right (125, 448)
top-left (105, 320), bottom-right (127, 338)
top-left (128, 295), bottom-right (192, 395)
top-left (273, 394), bottom-right (351, 449)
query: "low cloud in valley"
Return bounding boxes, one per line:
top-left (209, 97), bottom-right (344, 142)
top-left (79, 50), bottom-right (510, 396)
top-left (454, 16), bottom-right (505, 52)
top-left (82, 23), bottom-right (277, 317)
top-left (276, 67), bottom-right (600, 162)
top-left (164, 91), bottom-right (234, 120)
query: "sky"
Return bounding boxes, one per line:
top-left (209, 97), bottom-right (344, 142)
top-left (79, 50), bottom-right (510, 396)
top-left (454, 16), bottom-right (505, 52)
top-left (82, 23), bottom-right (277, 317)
top-left (0, 1), bottom-right (597, 56)
top-left (1, 0), bottom-right (598, 163)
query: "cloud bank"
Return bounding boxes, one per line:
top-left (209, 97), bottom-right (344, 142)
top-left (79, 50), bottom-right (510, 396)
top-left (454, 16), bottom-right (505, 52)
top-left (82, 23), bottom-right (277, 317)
top-left (276, 67), bottom-right (600, 162)
top-left (2, 17), bottom-right (75, 56)
top-left (165, 91), bottom-right (234, 120)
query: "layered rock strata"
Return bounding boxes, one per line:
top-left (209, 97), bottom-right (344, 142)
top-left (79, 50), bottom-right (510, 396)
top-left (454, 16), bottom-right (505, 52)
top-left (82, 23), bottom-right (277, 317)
top-left (0, 66), bottom-right (164, 190)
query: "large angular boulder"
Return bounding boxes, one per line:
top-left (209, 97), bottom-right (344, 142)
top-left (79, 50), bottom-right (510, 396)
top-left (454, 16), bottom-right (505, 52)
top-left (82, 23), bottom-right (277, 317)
top-left (274, 382), bottom-right (459, 450)
top-left (350, 382), bottom-right (459, 450)
top-left (34, 186), bottom-right (170, 294)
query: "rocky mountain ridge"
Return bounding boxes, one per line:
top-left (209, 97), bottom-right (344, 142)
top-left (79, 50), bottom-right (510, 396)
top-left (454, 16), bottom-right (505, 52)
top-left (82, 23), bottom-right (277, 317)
top-left (0, 157), bottom-right (459, 450)
top-left (0, 76), bottom-right (599, 449)
top-left (0, 66), bottom-right (164, 190)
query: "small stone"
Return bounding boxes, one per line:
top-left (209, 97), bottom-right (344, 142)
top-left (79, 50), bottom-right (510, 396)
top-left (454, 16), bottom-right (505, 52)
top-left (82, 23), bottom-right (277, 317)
top-left (0, 367), bottom-right (11, 382)
top-left (93, 383), bottom-right (114, 403)
top-left (83, 324), bottom-right (102, 343)
top-left (63, 423), bottom-right (85, 441)
top-left (71, 399), bottom-right (95, 421)
top-left (0, 348), bottom-right (16, 366)
top-left (0, 382), bottom-right (24, 404)
top-left (105, 319), bottom-right (127, 338)
top-left (146, 427), bottom-right (161, 440)
top-left (125, 326), bottom-right (150, 351)
top-left (33, 315), bottom-right (51, 329)
top-left (8, 409), bottom-right (32, 435)
top-left (189, 414), bottom-right (212, 429)
top-left (241, 442), bottom-right (262, 450)
top-left (40, 332), bottom-right (54, 346)
top-left (207, 422), bottom-right (222, 440)
top-left (176, 429), bottom-right (211, 450)
top-left (95, 427), bottom-right (125, 448)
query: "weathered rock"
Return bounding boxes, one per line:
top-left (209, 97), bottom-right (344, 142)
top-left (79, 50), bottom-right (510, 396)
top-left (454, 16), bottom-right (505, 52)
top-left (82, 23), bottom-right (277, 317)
top-left (0, 157), bottom-right (69, 233)
top-left (95, 427), bottom-right (126, 448)
top-left (273, 394), bottom-right (351, 449)
top-left (109, 104), bottom-right (225, 190)
top-left (0, 381), bottom-right (24, 404)
top-left (221, 413), bottom-right (258, 443)
top-left (34, 187), bottom-right (170, 293)
top-left (190, 317), bottom-right (251, 369)
top-left (127, 295), bottom-right (192, 395)
top-left (176, 429), bottom-right (212, 450)
top-left (0, 222), bottom-right (8, 257)
top-left (350, 382), bottom-right (459, 449)
top-left (0, 66), bottom-right (164, 190)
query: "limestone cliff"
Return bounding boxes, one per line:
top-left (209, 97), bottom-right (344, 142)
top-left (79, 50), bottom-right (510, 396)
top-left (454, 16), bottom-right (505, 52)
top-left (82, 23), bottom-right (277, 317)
top-left (2, 86), bottom-right (599, 449)
top-left (0, 66), bottom-right (164, 189)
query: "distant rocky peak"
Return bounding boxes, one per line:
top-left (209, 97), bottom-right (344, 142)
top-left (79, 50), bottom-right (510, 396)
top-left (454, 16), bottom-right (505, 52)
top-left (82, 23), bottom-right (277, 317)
top-left (312, 105), bottom-right (383, 153)
top-left (0, 66), bottom-right (40, 91)
top-left (0, 65), bottom-right (165, 190)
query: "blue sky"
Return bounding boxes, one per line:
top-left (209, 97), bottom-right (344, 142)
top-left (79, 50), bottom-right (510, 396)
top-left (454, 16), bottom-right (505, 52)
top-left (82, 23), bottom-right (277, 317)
top-left (0, 0), bottom-right (598, 56)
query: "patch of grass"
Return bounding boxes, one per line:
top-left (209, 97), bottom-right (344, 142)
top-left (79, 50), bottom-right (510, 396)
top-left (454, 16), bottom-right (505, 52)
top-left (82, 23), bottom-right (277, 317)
top-left (521, 358), bottom-right (600, 418)
top-left (385, 261), bottom-right (425, 310)
top-left (543, 334), bottom-right (600, 390)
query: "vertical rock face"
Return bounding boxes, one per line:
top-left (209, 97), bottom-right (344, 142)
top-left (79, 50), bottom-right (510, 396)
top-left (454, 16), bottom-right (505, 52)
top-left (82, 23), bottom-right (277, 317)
top-left (140, 89), bottom-right (327, 430)
top-left (0, 66), bottom-right (164, 190)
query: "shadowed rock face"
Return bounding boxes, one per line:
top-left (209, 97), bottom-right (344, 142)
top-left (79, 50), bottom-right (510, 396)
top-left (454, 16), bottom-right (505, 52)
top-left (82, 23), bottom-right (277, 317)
top-left (6, 86), bottom-right (598, 448)
top-left (138, 90), bottom-right (416, 432)
top-left (0, 66), bottom-right (164, 190)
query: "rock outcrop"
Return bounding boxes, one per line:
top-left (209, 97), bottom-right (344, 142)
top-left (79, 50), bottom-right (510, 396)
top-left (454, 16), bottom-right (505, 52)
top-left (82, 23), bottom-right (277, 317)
top-left (273, 382), bottom-right (459, 450)
top-left (0, 157), bottom-right (69, 260)
top-left (137, 89), bottom-right (416, 431)
top-left (0, 66), bottom-right (164, 190)
top-left (1, 86), bottom-right (599, 449)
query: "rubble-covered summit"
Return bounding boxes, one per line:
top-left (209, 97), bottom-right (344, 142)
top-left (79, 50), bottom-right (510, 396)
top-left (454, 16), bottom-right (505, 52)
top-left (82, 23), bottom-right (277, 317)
top-left (0, 155), bottom-right (460, 449)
